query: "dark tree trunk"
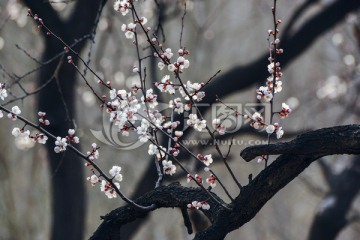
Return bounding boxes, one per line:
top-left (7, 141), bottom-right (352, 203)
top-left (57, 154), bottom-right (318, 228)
top-left (308, 156), bottom-right (360, 240)
top-left (20, 1), bottom-right (107, 239)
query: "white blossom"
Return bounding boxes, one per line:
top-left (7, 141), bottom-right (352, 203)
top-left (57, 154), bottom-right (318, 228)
top-left (168, 64), bottom-right (176, 72)
top-left (0, 88), bottom-right (7, 100)
top-left (36, 134), bottom-right (48, 144)
top-left (54, 137), bottom-right (68, 153)
top-left (187, 114), bottom-right (206, 132)
top-left (12, 128), bottom-right (30, 137)
top-left (109, 166), bottom-right (123, 182)
top-left (203, 154), bottom-right (213, 166)
top-left (158, 62), bottom-right (165, 70)
top-left (148, 143), bottom-right (158, 155)
top-left (266, 125), bottom-right (275, 134)
top-left (276, 126), bottom-right (284, 139)
top-left (162, 160), bottom-right (176, 175)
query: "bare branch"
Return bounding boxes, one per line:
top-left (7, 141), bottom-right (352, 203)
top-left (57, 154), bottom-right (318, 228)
top-left (240, 125), bottom-right (360, 161)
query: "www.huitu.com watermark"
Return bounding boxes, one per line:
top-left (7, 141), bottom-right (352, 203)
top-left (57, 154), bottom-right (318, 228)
top-left (90, 102), bottom-right (270, 150)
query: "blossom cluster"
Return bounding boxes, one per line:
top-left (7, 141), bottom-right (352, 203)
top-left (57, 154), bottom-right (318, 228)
top-left (12, 127), bottom-right (48, 144)
top-left (246, 17), bottom-right (291, 140)
top-left (54, 129), bottom-right (80, 153)
top-left (187, 172), bottom-right (217, 189)
top-left (113, 0), bottom-right (135, 16)
top-left (101, 166), bottom-right (123, 198)
top-left (38, 111), bottom-right (50, 125)
top-left (10, 109), bottom-right (49, 145)
top-left (212, 119), bottom-right (226, 135)
top-left (197, 154), bottom-right (213, 166)
top-left (0, 83), bottom-right (8, 101)
top-left (256, 26), bottom-right (284, 103)
top-left (162, 160), bottom-right (176, 175)
top-left (7, 106), bottom-right (21, 121)
top-left (86, 143), bottom-right (100, 161)
top-left (187, 201), bottom-right (210, 210)
top-left (86, 150), bottom-right (123, 199)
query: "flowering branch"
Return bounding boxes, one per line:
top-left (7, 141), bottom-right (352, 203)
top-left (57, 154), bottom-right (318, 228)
top-left (0, 104), bottom-right (155, 211)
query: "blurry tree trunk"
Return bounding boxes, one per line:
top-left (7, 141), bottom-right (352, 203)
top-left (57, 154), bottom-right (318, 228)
top-left (308, 156), bottom-right (360, 240)
top-left (20, 1), bottom-right (106, 239)
top-left (308, 16), bottom-right (360, 240)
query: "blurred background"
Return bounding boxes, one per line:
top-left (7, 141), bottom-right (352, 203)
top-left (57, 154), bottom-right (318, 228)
top-left (0, 0), bottom-right (360, 239)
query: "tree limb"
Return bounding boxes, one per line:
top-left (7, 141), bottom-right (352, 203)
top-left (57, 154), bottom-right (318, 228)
top-left (90, 182), bottom-right (225, 240)
top-left (202, 0), bottom-right (360, 104)
top-left (21, 0), bottom-right (62, 34)
top-left (240, 125), bottom-right (360, 161)
top-left (91, 125), bottom-right (360, 239)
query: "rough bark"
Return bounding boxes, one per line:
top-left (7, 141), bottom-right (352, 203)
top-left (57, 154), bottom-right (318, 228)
top-left (90, 125), bottom-right (360, 239)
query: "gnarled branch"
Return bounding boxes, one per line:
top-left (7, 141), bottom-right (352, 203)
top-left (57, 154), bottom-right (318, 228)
top-left (90, 182), bottom-right (226, 240)
top-left (91, 125), bottom-right (360, 239)
top-left (241, 125), bottom-right (360, 161)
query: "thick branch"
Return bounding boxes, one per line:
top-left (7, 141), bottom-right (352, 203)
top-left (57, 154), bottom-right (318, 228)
top-left (195, 125), bottom-right (360, 239)
top-left (240, 125), bottom-right (360, 161)
top-left (91, 125), bottom-right (360, 239)
top-left (90, 182), bottom-right (225, 240)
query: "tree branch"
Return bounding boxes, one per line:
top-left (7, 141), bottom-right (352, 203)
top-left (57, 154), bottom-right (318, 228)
top-left (90, 182), bottom-right (225, 240)
top-left (21, 0), bottom-right (62, 34)
top-left (202, 0), bottom-right (360, 104)
top-left (91, 125), bottom-right (360, 239)
top-left (240, 125), bottom-right (360, 161)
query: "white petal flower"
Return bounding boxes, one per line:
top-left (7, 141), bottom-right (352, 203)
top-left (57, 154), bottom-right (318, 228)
top-left (37, 134), bottom-right (48, 144)
top-left (140, 17), bottom-right (148, 25)
top-left (125, 31), bottom-right (134, 39)
top-left (54, 137), bottom-right (68, 153)
top-left (174, 131), bottom-right (183, 137)
top-left (114, 174), bottom-right (123, 182)
top-left (109, 166), bottom-right (122, 177)
top-left (276, 126), bottom-right (284, 139)
top-left (109, 89), bottom-right (117, 99)
top-left (0, 88), bottom-right (7, 100)
top-left (203, 154), bottom-right (213, 166)
top-left (158, 62), bottom-right (165, 70)
top-left (127, 22), bottom-right (136, 30)
top-left (121, 24), bottom-right (126, 31)
top-left (148, 144), bottom-right (158, 155)
top-left (90, 175), bottom-right (99, 184)
top-left (266, 125), bottom-right (275, 134)
top-left (100, 180), bottom-right (107, 192)
top-left (12, 128), bottom-right (21, 137)
top-left (168, 64), bottom-right (176, 72)
top-left (11, 106), bottom-right (21, 115)
top-left (162, 160), bottom-right (176, 175)
top-left (201, 202), bottom-right (210, 210)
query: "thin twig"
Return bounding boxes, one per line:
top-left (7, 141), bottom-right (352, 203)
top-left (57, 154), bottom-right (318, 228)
top-left (179, 2), bottom-right (187, 48)
top-left (0, 104), bottom-right (155, 211)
